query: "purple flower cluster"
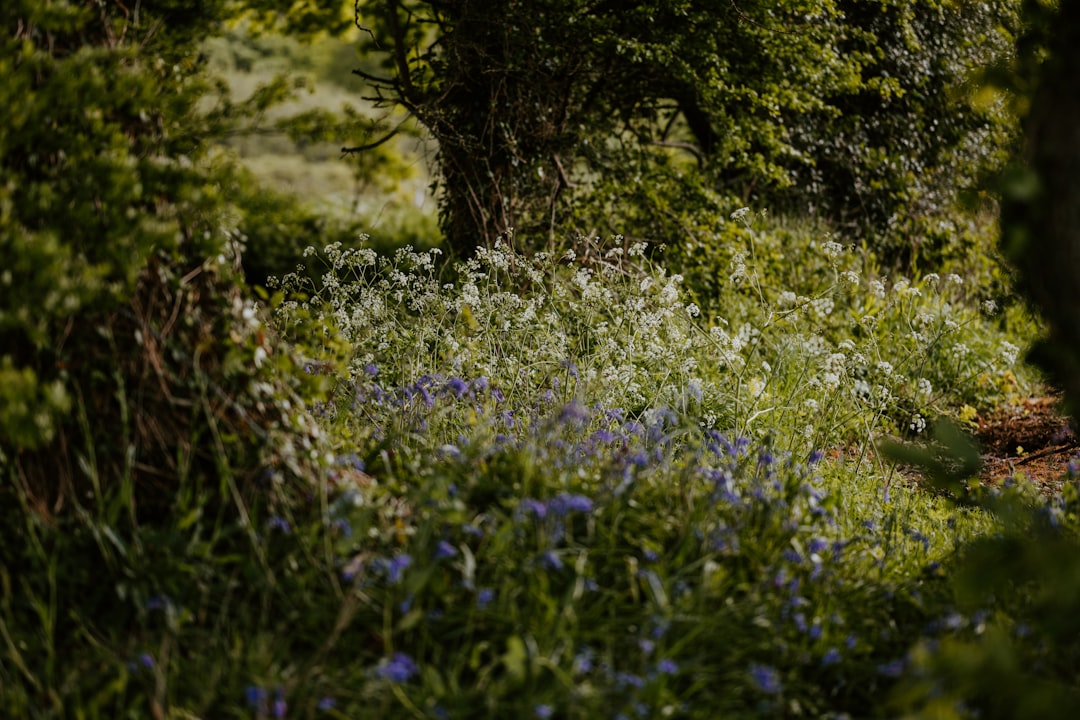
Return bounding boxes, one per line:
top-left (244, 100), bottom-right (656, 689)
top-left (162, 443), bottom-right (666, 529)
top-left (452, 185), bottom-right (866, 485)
top-left (374, 652), bottom-right (419, 683)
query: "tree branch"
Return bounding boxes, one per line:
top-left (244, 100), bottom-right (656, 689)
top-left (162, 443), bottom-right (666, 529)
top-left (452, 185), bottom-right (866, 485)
top-left (341, 123), bottom-right (404, 155)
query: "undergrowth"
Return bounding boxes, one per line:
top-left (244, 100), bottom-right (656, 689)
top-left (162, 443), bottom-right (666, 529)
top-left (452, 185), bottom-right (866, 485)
top-left (3, 215), bottom-right (1069, 719)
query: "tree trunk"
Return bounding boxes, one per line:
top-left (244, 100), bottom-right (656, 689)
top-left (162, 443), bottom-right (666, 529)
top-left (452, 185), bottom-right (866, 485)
top-left (1005, 0), bottom-right (1080, 416)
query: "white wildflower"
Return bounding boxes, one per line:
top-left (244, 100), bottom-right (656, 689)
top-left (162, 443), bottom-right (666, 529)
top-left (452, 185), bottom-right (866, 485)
top-left (730, 207), bottom-right (751, 223)
top-left (812, 297), bottom-right (834, 318)
top-left (1000, 341), bottom-right (1019, 365)
top-left (821, 239), bottom-right (843, 259)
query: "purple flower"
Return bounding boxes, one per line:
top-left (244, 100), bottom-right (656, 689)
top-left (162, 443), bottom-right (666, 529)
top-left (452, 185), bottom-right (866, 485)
top-left (574, 648), bottom-right (594, 673)
top-left (615, 672), bottom-right (644, 689)
top-left (246, 686), bottom-right (267, 709)
top-left (318, 697), bottom-right (336, 711)
top-left (877, 659), bottom-right (905, 678)
top-left (477, 588), bottom-right (495, 609)
top-left (548, 493), bottom-right (593, 516)
top-left (363, 364), bottom-right (379, 376)
top-left (273, 687), bottom-right (287, 719)
top-left (559, 401), bottom-right (589, 423)
top-left (821, 648), bottom-right (842, 667)
top-left (385, 554), bottom-right (412, 584)
top-left (138, 653), bottom-right (154, 669)
top-left (435, 540), bottom-right (458, 559)
top-left (375, 652), bottom-right (419, 683)
top-left (268, 515), bottom-right (291, 534)
top-left (540, 551), bottom-right (563, 571)
top-left (657, 658), bottom-right (679, 675)
top-left (534, 704), bottom-right (554, 719)
top-left (519, 498), bottom-right (548, 519)
top-left (446, 377), bottom-right (469, 398)
top-left (146, 595), bottom-right (169, 612)
top-left (749, 664), bottom-right (783, 695)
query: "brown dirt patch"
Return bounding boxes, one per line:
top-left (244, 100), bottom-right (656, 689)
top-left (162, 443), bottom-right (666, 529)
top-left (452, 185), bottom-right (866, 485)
top-left (975, 396), bottom-right (1078, 495)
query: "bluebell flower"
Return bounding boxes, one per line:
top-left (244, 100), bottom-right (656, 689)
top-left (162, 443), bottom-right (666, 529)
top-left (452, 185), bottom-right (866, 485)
top-left (318, 696), bottom-right (336, 711)
top-left (534, 704), bottom-right (554, 719)
top-left (138, 653), bottom-right (154, 669)
top-left (574, 648), bottom-right (594, 673)
top-left (416, 384), bottom-right (434, 408)
top-left (548, 493), bottom-right (593, 516)
top-left (363, 364), bottom-right (379, 376)
top-left (749, 664), bottom-right (783, 694)
top-left (657, 658), bottom-right (678, 675)
top-left (446, 377), bottom-right (469, 398)
top-left (520, 498), bottom-right (548, 519)
top-left (146, 595), bottom-right (169, 612)
top-left (591, 429), bottom-right (616, 444)
top-left (273, 687), bottom-right (286, 719)
top-left (477, 588), bottom-right (495, 609)
top-left (559, 401), bottom-right (589, 423)
top-left (639, 639), bottom-right (655, 656)
top-left (268, 515), bottom-right (291, 534)
top-left (541, 551), bottom-right (563, 571)
top-left (375, 652), bottom-right (419, 683)
top-left (245, 685), bottom-right (267, 708)
top-left (877, 659), bottom-right (905, 678)
top-left (386, 554), bottom-right (412, 584)
top-left (435, 540), bottom-right (458, 559)
top-left (332, 517), bottom-right (352, 537)
top-left (821, 648), bottom-right (841, 667)
top-left (615, 672), bottom-right (644, 689)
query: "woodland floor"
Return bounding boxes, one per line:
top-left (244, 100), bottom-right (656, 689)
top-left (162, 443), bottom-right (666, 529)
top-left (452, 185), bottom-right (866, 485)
top-left (975, 396), bottom-right (1078, 496)
top-left (882, 397), bottom-right (1078, 498)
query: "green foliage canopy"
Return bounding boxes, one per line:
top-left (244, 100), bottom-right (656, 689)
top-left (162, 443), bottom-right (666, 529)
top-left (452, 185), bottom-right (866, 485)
top-left (349, 0), bottom-right (1019, 256)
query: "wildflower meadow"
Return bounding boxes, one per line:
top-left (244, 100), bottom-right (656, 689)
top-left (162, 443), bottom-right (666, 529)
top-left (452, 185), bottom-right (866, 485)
top-left (8, 1), bottom-right (1080, 718)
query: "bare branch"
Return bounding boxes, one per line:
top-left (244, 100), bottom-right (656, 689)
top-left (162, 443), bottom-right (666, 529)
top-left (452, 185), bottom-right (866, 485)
top-left (341, 120), bottom-right (408, 155)
top-left (351, 67), bottom-right (396, 86)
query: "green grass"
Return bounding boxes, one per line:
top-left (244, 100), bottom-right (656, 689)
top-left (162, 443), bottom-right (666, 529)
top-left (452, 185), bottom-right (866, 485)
top-left (6, 210), bottom-right (1070, 718)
